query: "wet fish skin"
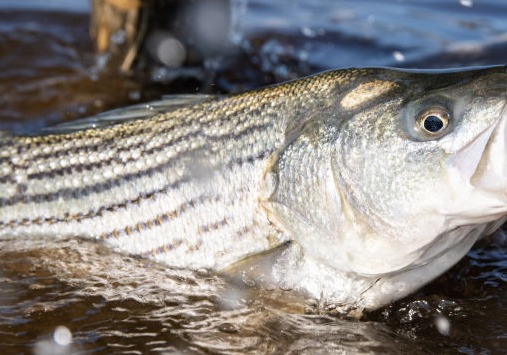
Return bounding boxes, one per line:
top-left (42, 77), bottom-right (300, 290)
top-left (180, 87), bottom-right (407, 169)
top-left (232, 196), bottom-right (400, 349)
top-left (0, 69), bottom-right (352, 270)
top-left (1, 66), bottom-right (507, 311)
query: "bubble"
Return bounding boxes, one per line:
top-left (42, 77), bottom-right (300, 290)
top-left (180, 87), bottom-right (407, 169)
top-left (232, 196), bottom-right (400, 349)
top-left (33, 326), bottom-right (73, 355)
top-left (435, 315), bottom-right (451, 336)
top-left (110, 29), bottom-right (126, 45)
top-left (53, 326), bottom-right (72, 346)
top-left (392, 51), bottom-right (405, 62)
top-left (302, 26), bottom-right (317, 38)
top-left (459, 0), bottom-right (473, 8)
top-left (489, 228), bottom-right (507, 246)
top-left (128, 90), bottom-right (141, 101)
top-left (147, 31), bottom-right (186, 68)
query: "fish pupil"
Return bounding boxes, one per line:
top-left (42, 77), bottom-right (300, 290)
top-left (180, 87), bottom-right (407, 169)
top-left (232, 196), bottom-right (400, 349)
top-left (423, 115), bottom-right (444, 132)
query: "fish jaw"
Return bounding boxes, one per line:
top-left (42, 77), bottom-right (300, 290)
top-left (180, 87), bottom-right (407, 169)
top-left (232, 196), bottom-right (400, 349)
top-left (446, 102), bottom-right (507, 226)
top-left (230, 222), bottom-right (486, 312)
top-left (470, 107), bottom-right (507, 202)
top-left (349, 224), bottom-right (484, 310)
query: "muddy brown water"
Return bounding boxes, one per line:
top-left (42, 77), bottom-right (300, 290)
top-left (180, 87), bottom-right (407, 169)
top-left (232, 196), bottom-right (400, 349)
top-left (1, 1), bottom-right (507, 354)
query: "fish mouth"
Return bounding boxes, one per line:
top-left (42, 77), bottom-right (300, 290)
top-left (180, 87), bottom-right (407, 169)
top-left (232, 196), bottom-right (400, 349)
top-left (470, 96), bottom-right (507, 200)
top-left (443, 88), bottom-right (507, 227)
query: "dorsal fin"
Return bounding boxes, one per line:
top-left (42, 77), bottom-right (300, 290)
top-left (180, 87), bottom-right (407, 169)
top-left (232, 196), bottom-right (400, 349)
top-left (38, 94), bottom-right (217, 135)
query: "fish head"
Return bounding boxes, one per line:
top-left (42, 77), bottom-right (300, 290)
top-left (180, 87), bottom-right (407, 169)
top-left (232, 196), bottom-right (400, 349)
top-left (330, 66), bottom-right (507, 276)
top-left (263, 66), bottom-right (507, 308)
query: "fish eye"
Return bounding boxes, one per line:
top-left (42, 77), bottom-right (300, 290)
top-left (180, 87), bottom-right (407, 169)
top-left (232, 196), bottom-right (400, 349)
top-left (416, 108), bottom-right (450, 135)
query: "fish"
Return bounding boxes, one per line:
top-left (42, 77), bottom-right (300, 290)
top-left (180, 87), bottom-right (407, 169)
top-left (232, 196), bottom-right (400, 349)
top-left (1, 66), bottom-right (506, 313)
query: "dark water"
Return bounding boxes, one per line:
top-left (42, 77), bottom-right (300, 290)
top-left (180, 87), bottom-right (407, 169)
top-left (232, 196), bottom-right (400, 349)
top-left (1, 1), bottom-right (507, 354)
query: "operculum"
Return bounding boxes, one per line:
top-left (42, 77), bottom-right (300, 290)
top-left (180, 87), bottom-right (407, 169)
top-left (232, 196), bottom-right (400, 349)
top-left (261, 119), bottom-right (350, 270)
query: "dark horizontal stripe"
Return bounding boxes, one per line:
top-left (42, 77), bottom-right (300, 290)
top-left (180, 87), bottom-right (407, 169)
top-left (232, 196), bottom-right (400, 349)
top-left (226, 149), bottom-right (272, 168)
top-left (0, 147), bottom-right (273, 208)
top-left (15, 96), bottom-right (258, 164)
top-left (99, 193), bottom-right (219, 240)
top-left (0, 174), bottom-right (17, 184)
top-left (0, 117), bottom-right (185, 188)
top-left (143, 238), bottom-right (184, 257)
top-left (0, 141), bottom-right (23, 164)
top-left (196, 217), bottom-right (229, 235)
top-left (0, 175), bottom-right (194, 228)
top-left (25, 121), bottom-right (273, 181)
top-left (142, 217), bottom-right (230, 258)
top-left (15, 135), bottom-right (119, 163)
top-left (0, 118), bottom-right (274, 206)
top-left (0, 166), bottom-right (252, 229)
top-left (14, 115), bottom-right (178, 162)
top-left (24, 124), bottom-right (179, 179)
top-left (144, 221), bottom-right (255, 258)
top-left (0, 145), bottom-right (202, 208)
top-left (12, 96), bottom-right (273, 186)
top-left (26, 127), bottom-right (201, 180)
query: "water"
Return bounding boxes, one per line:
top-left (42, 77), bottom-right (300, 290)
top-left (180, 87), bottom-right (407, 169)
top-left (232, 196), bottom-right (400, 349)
top-left (1, 1), bottom-right (507, 353)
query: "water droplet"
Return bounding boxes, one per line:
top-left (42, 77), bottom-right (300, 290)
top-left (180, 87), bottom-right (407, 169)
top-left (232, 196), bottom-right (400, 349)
top-left (393, 51), bottom-right (405, 62)
top-left (110, 29), bottom-right (126, 45)
top-left (128, 90), bottom-right (141, 101)
top-left (459, 0), bottom-right (473, 8)
top-left (218, 322), bottom-right (240, 333)
top-left (147, 31), bottom-right (186, 68)
top-left (54, 325), bottom-right (72, 346)
top-left (301, 26), bottom-right (317, 38)
top-left (435, 315), bottom-right (451, 336)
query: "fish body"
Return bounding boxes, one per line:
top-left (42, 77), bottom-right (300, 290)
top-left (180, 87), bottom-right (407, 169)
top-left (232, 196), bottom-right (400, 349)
top-left (1, 66), bottom-right (507, 311)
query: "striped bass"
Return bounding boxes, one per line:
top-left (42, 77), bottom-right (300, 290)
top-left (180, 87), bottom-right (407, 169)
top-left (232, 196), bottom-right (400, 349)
top-left (1, 66), bottom-right (507, 312)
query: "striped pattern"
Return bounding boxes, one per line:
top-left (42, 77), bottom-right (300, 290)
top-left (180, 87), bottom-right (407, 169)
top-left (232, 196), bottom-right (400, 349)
top-left (0, 69), bottom-right (352, 270)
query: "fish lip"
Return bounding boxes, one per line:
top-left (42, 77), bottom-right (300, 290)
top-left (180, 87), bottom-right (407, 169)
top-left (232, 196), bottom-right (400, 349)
top-left (471, 93), bottom-right (507, 193)
top-left (439, 87), bottom-right (507, 229)
top-left (449, 85), bottom-right (507, 184)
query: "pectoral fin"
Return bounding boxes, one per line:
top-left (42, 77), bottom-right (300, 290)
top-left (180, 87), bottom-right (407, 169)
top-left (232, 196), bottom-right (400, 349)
top-left (219, 241), bottom-right (303, 292)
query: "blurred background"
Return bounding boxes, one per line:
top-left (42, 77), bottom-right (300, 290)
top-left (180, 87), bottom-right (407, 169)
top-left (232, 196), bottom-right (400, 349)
top-left (1, 1), bottom-right (507, 354)
top-left (1, 0), bottom-right (507, 131)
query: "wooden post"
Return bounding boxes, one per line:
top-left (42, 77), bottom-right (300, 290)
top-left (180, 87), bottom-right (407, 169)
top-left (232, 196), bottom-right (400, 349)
top-left (90, 0), bottom-right (147, 72)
